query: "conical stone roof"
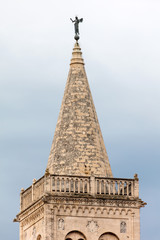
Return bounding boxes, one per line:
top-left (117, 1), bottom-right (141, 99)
top-left (47, 42), bottom-right (113, 177)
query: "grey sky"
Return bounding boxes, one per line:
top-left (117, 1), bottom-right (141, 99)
top-left (0, 1), bottom-right (160, 240)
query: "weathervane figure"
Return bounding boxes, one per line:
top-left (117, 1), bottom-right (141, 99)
top-left (70, 16), bottom-right (83, 41)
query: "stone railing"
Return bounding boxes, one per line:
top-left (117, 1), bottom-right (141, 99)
top-left (51, 175), bottom-right (90, 194)
top-left (95, 177), bottom-right (134, 196)
top-left (20, 174), bottom-right (139, 211)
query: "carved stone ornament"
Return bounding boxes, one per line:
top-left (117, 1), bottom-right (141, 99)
top-left (58, 218), bottom-right (65, 230)
top-left (32, 226), bottom-right (36, 237)
top-left (86, 220), bottom-right (99, 232)
top-left (120, 221), bottom-right (127, 233)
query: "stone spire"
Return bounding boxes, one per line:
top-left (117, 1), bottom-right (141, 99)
top-left (47, 42), bottom-right (113, 177)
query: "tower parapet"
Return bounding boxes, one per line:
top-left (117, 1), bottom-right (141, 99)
top-left (18, 174), bottom-right (145, 212)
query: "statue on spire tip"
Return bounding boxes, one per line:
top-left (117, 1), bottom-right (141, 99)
top-left (70, 16), bottom-right (83, 41)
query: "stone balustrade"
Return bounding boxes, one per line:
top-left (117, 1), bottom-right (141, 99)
top-left (51, 175), bottom-right (90, 194)
top-left (95, 177), bottom-right (134, 196)
top-left (20, 174), bottom-right (139, 211)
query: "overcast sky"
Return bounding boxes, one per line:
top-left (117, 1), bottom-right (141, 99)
top-left (0, 1), bottom-right (160, 240)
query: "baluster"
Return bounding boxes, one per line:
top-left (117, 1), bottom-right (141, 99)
top-left (124, 181), bottom-right (127, 195)
top-left (128, 181), bottom-right (131, 196)
top-left (115, 180), bottom-right (117, 195)
top-left (99, 180), bottom-right (102, 194)
top-left (66, 178), bottom-right (69, 192)
top-left (73, 178), bottom-right (75, 192)
top-left (63, 177), bottom-right (65, 192)
top-left (68, 178), bottom-right (71, 192)
top-left (70, 178), bottom-right (72, 192)
top-left (55, 177), bottom-right (57, 192)
top-left (117, 181), bottom-right (120, 195)
top-left (108, 180), bottom-right (111, 195)
top-left (102, 180), bottom-right (104, 194)
top-left (61, 178), bottom-right (63, 192)
top-left (82, 179), bottom-right (84, 193)
top-left (72, 178), bottom-right (74, 192)
top-left (65, 178), bottom-right (67, 192)
top-left (79, 179), bottom-right (81, 193)
top-left (85, 179), bottom-right (87, 193)
top-left (84, 179), bottom-right (86, 193)
top-left (71, 178), bottom-right (74, 192)
top-left (127, 181), bottom-right (129, 196)
top-left (59, 177), bottom-right (62, 192)
top-left (103, 179), bottom-right (106, 194)
top-left (130, 181), bottom-right (132, 196)
top-left (52, 177), bottom-right (54, 192)
top-left (87, 178), bottom-right (89, 193)
top-left (75, 178), bottom-right (77, 193)
top-left (85, 179), bottom-right (88, 193)
top-left (63, 178), bottom-right (65, 192)
top-left (76, 178), bottom-right (79, 193)
top-left (78, 178), bottom-right (80, 193)
top-left (58, 177), bottom-right (60, 192)
top-left (83, 179), bottom-right (85, 193)
top-left (111, 181), bottom-right (113, 195)
top-left (113, 180), bottom-right (115, 195)
top-left (122, 181), bottom-right (124, 195)
top-left (97, 179), bottom-right (99, 194)
top-left (106, 180), bottom-right (108, 194)
top-left (76, 178), bottom-right (78, 193)
top-left (131, 181), bottom-right (134, 196)
top-left (79, 179), bottom-right (82, 193)
top-left (120, 181), bottom-right (122, 195)
top-left (62, 177), bottom-right (65, 192)
top-left (98, 179), bottom-right (100, 194)
top-left (104, 180), bottom-right (106, 194)
top-left (117, 180), bottom-right (119, 195)
top-left (96, 179), bottom-right (97, 194)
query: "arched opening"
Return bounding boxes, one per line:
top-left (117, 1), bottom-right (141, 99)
top-left (65, 231), bottom-right (86, 240)
top-left (37, 234), bottom-right (42, 240)
top-left (98, 232), bottom-right (119, 240)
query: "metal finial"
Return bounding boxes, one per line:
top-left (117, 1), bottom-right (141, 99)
top-left (70, 16), bottom-right (83, 41)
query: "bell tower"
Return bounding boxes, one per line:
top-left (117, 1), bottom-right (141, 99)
top-left (14, 24), bottom-right (146, 240)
